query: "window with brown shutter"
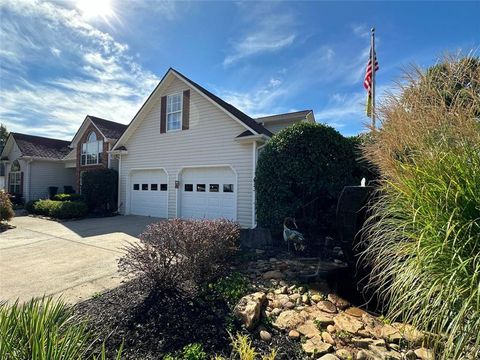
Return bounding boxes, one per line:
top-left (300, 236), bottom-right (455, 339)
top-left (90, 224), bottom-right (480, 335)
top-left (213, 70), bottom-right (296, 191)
top-left (182, 89), bottom-right (190, 130)
top-left (160, 95), bottom-right (167, 133)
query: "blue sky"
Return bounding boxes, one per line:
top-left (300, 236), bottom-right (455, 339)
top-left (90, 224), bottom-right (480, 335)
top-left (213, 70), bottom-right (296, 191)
top-left (0, 0), bottom-right (478, 139)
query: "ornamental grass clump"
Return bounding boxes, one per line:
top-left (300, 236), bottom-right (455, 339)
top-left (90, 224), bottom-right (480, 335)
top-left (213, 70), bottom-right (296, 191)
top-left (119, 218), bottom-right (240, 293)
top-left (361, 55), bottom-right (480, 359)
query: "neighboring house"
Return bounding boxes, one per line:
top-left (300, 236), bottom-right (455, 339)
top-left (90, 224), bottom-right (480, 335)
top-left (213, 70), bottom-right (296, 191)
top-left (68, 115), bottom-right (127, 191)
top-left (0, 133), bottom-right (74, 202)
top-left (111, 68), bottom-right (314, 228)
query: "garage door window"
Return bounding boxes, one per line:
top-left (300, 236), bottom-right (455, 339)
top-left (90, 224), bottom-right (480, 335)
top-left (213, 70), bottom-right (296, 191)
top-left (160, 184), bottom-right (168, 191)
top-left (151, 184), bottom-right (158, 191)
top-left (209, 184), bottom-right (219, 192)
top-left (142, 184), bottom-right (148, 190)
top-left (223, 184), bottom-right (234, 193)
top-left (196, 184), bottom-right (206, 192)
top-left (133, 184), bottom-right (139, 190)
top-left (185, 184), bottom-right (193, 192)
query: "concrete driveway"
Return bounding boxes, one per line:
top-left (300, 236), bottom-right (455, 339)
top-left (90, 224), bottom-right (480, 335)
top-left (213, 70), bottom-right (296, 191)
top-left (0, 215), bottom-right (160, 304)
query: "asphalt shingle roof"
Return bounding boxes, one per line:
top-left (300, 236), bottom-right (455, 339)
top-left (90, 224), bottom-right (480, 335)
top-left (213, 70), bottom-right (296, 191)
top-left (88, 116), bottom-right (128, 140)
top-left (171, 69), bottom-right (274, 137)
top-left (256, 110), bottom-right (312, 123)
top-left (12, 133), bottom-right (71, 159)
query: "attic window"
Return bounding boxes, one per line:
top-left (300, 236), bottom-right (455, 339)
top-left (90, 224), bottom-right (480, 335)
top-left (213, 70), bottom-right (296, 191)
top-left (167, 93), bottom-right (182, 131)
top-left (81, 131), bottom-right (103, 165)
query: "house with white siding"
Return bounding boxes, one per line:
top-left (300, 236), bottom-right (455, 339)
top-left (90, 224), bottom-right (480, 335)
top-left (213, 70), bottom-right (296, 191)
top-left (1, 133), bottom-right (75, 202)
top-left (111, 68), bottom-right (314, 228)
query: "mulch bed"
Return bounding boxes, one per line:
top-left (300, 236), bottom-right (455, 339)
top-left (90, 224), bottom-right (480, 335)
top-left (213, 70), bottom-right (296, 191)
top-left (74, 277), bottom-right (305, 359)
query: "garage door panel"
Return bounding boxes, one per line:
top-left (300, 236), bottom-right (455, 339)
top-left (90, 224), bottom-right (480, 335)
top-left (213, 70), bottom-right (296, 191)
top-left (130, 170), bottom-right (168, 218)
top-left (180, 167), bottom-right (236, 221)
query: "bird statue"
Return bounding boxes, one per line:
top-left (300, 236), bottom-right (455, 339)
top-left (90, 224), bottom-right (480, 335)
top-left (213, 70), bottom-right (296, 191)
top-left (283, 217), bottom-right (306, 253)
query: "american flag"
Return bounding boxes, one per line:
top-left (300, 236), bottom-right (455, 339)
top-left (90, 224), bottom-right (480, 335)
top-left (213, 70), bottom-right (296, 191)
top-left (364, 47), bottom-right (379, 117)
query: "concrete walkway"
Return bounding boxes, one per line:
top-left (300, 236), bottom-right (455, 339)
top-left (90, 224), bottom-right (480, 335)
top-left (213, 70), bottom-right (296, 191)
top-left (0, 215), bottom-right (159, 304)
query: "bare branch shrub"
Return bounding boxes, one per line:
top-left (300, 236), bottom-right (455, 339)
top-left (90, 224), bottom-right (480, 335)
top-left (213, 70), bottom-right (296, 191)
top-left (119, 218), bottom-right (240, 292)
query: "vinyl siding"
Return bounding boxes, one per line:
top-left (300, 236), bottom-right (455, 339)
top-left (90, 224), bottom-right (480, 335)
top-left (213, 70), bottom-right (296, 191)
top-left (118, 77), bottom-right (255, 228)
top-left (263, 120), bottom-right (299, 134)
top-left (28, 161), bottom-right (75, 201)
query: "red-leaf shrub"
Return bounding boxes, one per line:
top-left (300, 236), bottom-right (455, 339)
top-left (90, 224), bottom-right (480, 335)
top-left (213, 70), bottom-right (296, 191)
top-left (119, 218), bottom-right (240, 292)
top-left (0, 191), bottom-right (14, 223)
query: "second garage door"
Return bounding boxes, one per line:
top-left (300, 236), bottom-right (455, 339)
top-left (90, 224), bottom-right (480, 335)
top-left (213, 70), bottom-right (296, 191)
top-left (130, 169), bottom-right (168, 218)
top-left (180, 167), bottom-right (236, 221)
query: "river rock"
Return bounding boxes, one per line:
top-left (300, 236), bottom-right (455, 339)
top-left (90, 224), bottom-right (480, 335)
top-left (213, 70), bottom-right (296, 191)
top-left (288, 329), bottom-right (300, 339)
top-left (392, 323), bottom-right (424, 345)
top-left (345, 307), bottom-right (367, 318)
top-left (328, 294), bottom-right (350, 310)
top-left (234, 292), bottom-right (266, 330)
top-left (317, 300), bottom-right (337, 314)
top-left (322, 331), bottom-right (336, 345)
top-left (259, 330), bottom-right (272, 342)
top-left (380, 324), bottom-right (402, 343)
top-left (311, 294), bottom-right (323, 302)
top-left (334, 313), bottom-right (364, 335)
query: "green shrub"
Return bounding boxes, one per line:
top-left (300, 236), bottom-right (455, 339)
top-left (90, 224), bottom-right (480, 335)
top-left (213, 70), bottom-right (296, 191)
top-left (52, 193), bottom-right (85, 202)
top-left (25, 200), bottom-right (38, 213)
top-left (0, 191), bottom-right (14, 223)
top-left (0, 297), bottom-right (122, 359)
top-left (81, 169), bottom-right (118, 213)
top-left (210, 272), bottom-right (251, 305)
top-left (32, 199), bottom-right (88, 219)
top-left (255, 122), bottom-right (368, 237)
top-left (361, 56), bottom-right (480, 359)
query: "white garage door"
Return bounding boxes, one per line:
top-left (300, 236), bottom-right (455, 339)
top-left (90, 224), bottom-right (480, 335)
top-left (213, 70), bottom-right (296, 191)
top-left (180, 167), bottom-right (236, 221)
top-left (130, 169), bottom-right (168, 218)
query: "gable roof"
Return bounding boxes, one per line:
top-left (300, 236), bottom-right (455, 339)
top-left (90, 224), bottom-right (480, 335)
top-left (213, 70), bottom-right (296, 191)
top-left (113, 68), bottom-right (273, 150)
top-left (10, 133), bottom-right (71, 160)
top-left (88, 115), bottom-right (128, 140)
top-left (171, 69), bottom-right (273, 137)
top-left (256, 110), bottom-right (314, 124)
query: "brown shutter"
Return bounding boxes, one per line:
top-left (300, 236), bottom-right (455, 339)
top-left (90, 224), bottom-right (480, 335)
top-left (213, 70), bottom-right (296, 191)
top-left (160, 96), bottom-right (167, 134)
top-left (182, 90), bottom-right (190, 130)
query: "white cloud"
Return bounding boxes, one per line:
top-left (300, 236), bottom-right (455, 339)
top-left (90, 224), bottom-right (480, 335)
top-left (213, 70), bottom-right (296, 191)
top-left (0, 0), bottom-right (159, 139)
top-left (223, 13), bottom-right (297, 66)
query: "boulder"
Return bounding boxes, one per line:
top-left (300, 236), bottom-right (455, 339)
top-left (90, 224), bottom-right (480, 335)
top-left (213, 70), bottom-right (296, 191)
top-left (380, 324), bottom-right (402, 344)
top-left (319, 355), bottom-right (340, 360)
top-left (335, 349), bottom-right (353, 360)
top-left (234, 292), bottom-right (266, 330)
top-left (334, 313), bottom-right (364, 335)
top-left (297, 320), bottom-right (321, 338)
top-left (392, 323), bottom-right (424, 345)
top-left (273, 310), bottom-right (307, 330)
top-left (302, 335), bottom-right (334, 356)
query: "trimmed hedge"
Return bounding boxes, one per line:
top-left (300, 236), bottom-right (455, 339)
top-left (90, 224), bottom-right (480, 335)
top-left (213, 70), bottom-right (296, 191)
top-left (255, 122), bottom-right (370, 238)
top-left (52, 193), bottom-right (85, 202)
top-left (31, 200), bottom-right (88, 219)
top-left (81, 169), bottom-right (118, 213)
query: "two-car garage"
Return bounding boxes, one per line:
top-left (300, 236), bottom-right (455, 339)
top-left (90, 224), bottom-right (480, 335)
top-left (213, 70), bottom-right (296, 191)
top-left (129, 166), bottom-right (237, 221)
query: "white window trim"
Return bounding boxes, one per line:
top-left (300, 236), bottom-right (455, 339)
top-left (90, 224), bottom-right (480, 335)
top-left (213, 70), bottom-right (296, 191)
top-left (81, 132), bottom-right (103, 166)
top-left (9, 171), bottom-right (21, 194)
top-left (166, 92), bottom-right (183, 132)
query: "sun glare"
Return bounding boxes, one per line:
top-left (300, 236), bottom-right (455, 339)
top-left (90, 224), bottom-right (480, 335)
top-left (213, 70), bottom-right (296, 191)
top-left (76, 0), bottom-right (113, 20)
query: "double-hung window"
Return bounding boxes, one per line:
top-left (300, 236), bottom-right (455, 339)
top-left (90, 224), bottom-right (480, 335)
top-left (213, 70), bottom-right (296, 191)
top-left (167, 93), bottom-right (182, 131)
top-left (81, 132), bottom-right (103, 165)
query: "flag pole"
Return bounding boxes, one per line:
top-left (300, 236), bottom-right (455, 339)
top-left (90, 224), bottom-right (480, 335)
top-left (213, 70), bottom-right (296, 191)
top-left (371, 27), bottom-right (376, 129)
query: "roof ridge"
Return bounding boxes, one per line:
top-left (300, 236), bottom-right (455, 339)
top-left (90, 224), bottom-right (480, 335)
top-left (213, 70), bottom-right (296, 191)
top-left (87, 115), bottom-right (128, 127)
top-left (11, 132), bottom-right (70, 144)
top-left (255, 109), bottom-right (313, 119)
top-left (170, 68), bottom-right (273, 137)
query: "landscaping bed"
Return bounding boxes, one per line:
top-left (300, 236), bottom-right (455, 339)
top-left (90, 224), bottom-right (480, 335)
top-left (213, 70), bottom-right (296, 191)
top-left (73, 249), bottom-right (433, 359)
